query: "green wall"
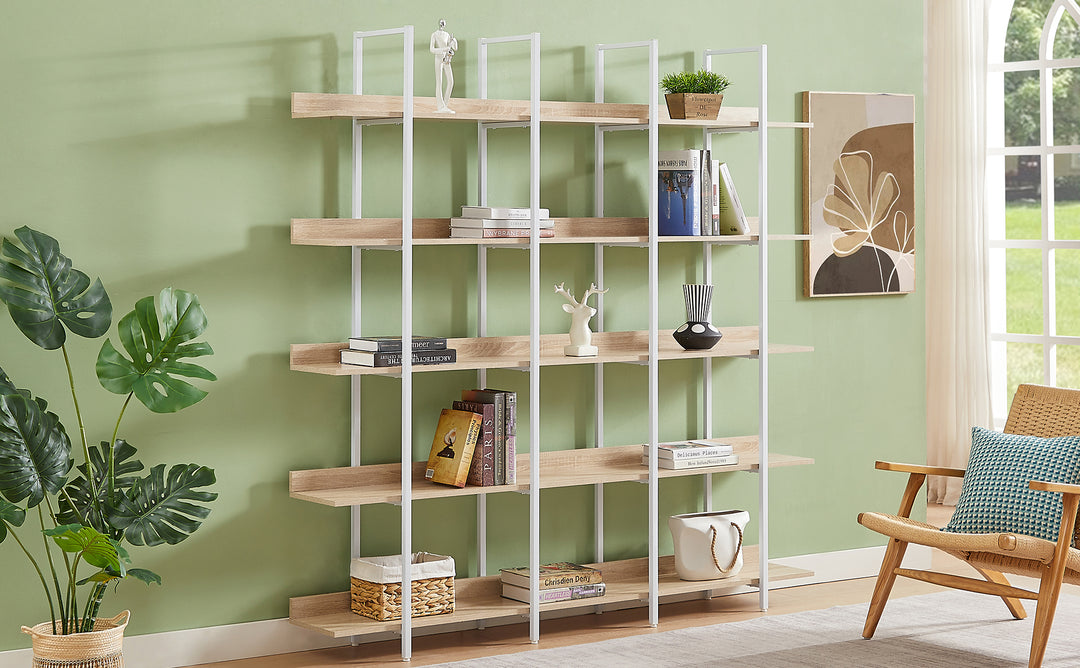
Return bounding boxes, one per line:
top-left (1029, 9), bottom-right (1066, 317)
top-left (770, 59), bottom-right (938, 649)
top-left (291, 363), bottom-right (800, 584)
top-left (0, 0), bottom-right (925, 650)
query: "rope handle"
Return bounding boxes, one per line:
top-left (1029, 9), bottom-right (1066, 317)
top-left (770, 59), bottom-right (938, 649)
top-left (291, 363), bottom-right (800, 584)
top-left (21, 610), bottom-right (130, 637)
top-left (708, 521), bottom-right (744, 575)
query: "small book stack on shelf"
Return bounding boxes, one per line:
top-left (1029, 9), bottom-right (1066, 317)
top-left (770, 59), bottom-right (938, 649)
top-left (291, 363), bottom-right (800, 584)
top-left (340, 336), bottom-right (457, 367)
top-left (641, 440), bottom-right (739, 469)
top-left (450, 205), bottom-right (555, 239)
top-left (658, 151), bottom-right (748, 236)
top-left (499, 562), bottom-right (605, 603)
top-left (454, 388), bottom-right (516, 486)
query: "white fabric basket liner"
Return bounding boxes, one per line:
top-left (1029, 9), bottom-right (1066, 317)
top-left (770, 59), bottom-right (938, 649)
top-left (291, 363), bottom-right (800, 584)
top-left (350, 551), bottom-right (455, 583)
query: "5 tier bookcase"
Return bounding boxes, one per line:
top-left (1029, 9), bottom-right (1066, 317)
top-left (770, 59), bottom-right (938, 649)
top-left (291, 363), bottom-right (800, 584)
top-left (287, 25), bottom-right (814, 662)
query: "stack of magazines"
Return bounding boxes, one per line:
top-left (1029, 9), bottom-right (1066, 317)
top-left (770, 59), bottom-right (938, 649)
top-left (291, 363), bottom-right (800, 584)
top-left (641, 441), bottom-right (738, 469)
top-left (499, 562), bottom-right (605, 603)
top-left (450, 205), bottom-right (555, 239)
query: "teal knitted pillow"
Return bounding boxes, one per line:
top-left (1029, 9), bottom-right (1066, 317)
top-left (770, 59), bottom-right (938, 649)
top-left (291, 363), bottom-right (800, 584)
top-left (943, 426), bottom-right (1080, 541)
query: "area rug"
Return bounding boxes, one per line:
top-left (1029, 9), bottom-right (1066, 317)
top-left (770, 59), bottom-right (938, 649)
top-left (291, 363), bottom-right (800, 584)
top-left (429, 590), bottom-right (1080, 667)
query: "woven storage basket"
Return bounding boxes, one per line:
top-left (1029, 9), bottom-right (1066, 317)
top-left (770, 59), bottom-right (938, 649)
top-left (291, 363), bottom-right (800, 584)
top-left (21, 611), bottom-right (129, 668)
top-left (350, 552), bottom-right (455, 621)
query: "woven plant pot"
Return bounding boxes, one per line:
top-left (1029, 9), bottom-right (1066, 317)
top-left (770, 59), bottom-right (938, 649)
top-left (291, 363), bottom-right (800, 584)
top-left (665, 93), bottom-right (724, 120)
top-left (21, 611), bottom-right (129, 668)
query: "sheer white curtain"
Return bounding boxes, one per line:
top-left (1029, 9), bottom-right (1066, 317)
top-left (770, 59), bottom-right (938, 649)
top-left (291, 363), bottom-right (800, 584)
top-left (924, 0), bottom-right (993, 505)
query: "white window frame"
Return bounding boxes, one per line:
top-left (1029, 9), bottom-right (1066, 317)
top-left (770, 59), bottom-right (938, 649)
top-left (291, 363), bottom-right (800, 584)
top-left (988, 0), bottom-right (1080, 423)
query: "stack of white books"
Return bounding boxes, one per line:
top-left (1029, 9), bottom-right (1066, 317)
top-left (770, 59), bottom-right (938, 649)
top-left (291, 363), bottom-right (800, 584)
top-left (640, 441), bottom-right (738, 469)
top-left (450, 206), bottom-right (555, 239)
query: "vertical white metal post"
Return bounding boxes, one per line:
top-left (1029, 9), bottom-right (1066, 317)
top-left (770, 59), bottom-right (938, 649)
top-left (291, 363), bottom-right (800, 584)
top-left (528, 32), bottom-right (542, 644)
top-left (350, 30), bottom-right (365, 573)
top-left (757, 44), bottom-right (770, 612)
top-left (701, 49), bottom-right (715, 514)
top-left (593, 44), bottom-right (606, 566)
top-left (647, 38), bottom-right (660, 629)
top-left (400, 25), bottom-right (415, 660)
top-left (476, 36), bottom-right (490, 581)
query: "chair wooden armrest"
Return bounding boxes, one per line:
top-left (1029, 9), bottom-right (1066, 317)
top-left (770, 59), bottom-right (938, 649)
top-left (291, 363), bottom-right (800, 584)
top-left (875, 461), bottom-right (966, 477)
top-left (1029, 480), bottom-right (1080, 495)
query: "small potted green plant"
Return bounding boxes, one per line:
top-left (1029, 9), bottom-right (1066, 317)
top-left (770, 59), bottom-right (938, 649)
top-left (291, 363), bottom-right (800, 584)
top-left (661, 69), bottom-right (732, 120)
top-left (0, 226), bottom-right (217, 666)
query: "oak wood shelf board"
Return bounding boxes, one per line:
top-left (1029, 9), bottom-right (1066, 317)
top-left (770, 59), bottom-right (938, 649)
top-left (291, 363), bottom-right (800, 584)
top-left (292, 92), bottom-right (764, 128)
top-left (290, 328), bottom-right (813, 377)
top-left (289, 217), bottom-right (785, 247)
top-left (289, 438), bottom-right (813, 507)
top-left (288, 546), bottom-right (809, 638)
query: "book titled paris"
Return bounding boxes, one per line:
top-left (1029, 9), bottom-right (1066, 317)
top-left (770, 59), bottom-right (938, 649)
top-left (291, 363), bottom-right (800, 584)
top-left (658, 150), bottom-right (701, 236)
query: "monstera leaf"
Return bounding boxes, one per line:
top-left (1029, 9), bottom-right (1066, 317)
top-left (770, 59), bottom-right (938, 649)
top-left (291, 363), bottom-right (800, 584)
top-left (0, 366), bottom-right (15, 395)
top-left (109, 463), bottom-right (217, 547)
top-left (96, 288), bottom-right (216, 414)
top-left (0, 392), bottom-right (72, 508)
top-left (0, 226), bottom-right (112, 350)
top-left (0, 496), bottom-right (26, 544)
top-left (44, 524), bottom-right (125, 575)
top-left (57, 439), bottom-right (144, 533)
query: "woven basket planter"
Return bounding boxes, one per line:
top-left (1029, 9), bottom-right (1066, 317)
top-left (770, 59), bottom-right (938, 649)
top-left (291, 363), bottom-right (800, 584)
top-left (350, 552), bottom-right (455, 621)
top-left (665, 93), bottom-right (724, 120)
top-left (21, 611), bottom-right (129, 668)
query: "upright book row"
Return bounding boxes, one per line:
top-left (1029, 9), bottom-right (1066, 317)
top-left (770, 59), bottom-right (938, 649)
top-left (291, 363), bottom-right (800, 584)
top-left (658, 149), bottom-right (749, 236)
top-left (424, 388), bottom-right (517, 488)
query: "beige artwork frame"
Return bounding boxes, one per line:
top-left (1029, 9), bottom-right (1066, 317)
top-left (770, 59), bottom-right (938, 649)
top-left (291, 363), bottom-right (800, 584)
top-left (802, 91), bottom-right (916, 297)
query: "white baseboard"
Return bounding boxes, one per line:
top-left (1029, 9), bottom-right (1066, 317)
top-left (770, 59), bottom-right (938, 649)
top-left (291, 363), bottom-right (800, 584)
top-left (771, 543), bottom-right (934, 589)
top-left (0, 544), bottom-right (932, 668)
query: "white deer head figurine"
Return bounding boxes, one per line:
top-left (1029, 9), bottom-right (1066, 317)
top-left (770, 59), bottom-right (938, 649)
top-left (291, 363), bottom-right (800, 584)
top-left (554, 282), bottom-right (609, 357)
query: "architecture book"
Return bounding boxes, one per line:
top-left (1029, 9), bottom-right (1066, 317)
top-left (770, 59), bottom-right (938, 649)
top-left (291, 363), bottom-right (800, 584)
top-left (641, 454), bottom-right (740, 469)
top-left (500, 562), bottom-right (603, 589)
top-left (500, 582), bottom-right (606, 603)
top-left (459, 206), bottom-right (551, 219)
top-left (347, 335), bottom-right (447, 352)
top-left (450, 217), bottom-right (555, 228)
top-left (340, 348), bottom-right (457, 367)
top-left (425, 409), bottom-right (483, 487)
top-left (658, 149), bottom-right (702, 236)
top-left (717, 162), bottom-right (750, 235)
top-left (450, 227), bottom-right (555, 239)
top-left (452, 399), bottom-right (496, 486)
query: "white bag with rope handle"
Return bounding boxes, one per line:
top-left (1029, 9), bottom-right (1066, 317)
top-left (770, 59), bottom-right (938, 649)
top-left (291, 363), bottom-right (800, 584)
top-left (668, 510), bottom-right (749, 581)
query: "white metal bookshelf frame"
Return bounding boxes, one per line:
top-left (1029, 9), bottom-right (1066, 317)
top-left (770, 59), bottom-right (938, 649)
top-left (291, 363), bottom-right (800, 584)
top-left (337, 26), bottom-right (798, 661)
top-left (349, 26), bottom-right (417, 657)
top-left (592, 37), bottom-right (661, 623)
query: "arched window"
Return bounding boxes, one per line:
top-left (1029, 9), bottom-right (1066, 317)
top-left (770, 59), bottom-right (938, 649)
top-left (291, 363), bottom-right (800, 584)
top-left (989, 0), bottom-right (1080, 419)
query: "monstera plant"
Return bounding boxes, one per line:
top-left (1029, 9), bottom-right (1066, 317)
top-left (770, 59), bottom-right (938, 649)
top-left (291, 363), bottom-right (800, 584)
top-left (0, 226), bottom-right (217, 636)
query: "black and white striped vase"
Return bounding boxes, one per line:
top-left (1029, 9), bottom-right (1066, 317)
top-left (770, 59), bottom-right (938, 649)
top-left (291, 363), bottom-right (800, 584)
top-left (673, 284), bottom-right (722, 350)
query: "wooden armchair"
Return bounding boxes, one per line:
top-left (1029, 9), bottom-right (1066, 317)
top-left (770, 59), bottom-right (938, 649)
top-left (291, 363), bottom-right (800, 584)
top-left (858, 383), bottom-right (1080, 668)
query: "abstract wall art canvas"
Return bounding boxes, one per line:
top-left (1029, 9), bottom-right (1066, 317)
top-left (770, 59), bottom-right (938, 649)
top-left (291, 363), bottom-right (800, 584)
top-left (803, 92), bottom-right (915, 297)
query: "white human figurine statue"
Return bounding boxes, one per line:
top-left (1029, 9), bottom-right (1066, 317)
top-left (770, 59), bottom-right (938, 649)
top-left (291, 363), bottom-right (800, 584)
top-left (430, 19), bottom-right (458, 113)
top-left (555, 282), bottom-right (609, 357)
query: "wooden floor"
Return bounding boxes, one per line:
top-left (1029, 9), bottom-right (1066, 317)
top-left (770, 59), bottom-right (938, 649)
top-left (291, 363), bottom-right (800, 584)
top-left (193, 505), bottom-right (1068, 667)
